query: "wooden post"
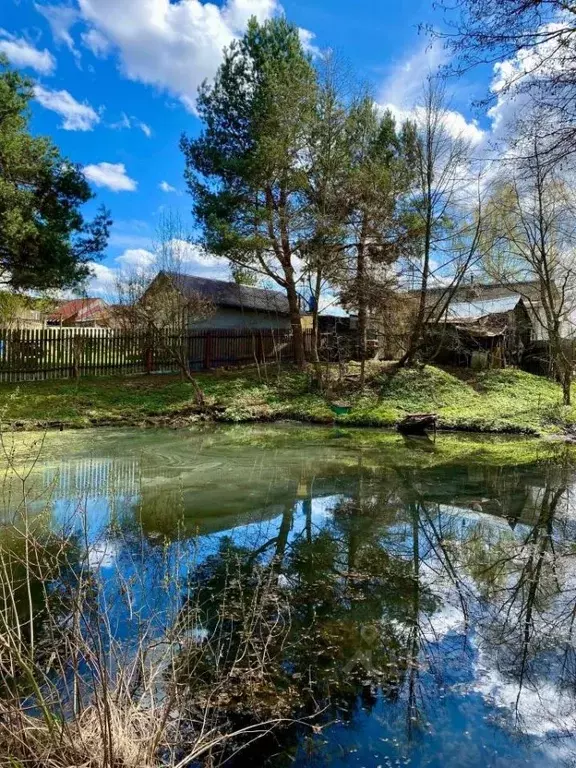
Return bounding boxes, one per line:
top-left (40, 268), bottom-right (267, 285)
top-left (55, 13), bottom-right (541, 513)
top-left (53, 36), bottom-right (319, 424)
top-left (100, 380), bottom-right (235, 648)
top-left (145, 338), bottom-right (153, 374)
top-left (257, 332), bottom-right (264, 363)
top-left (203, 332), bottom-right (212, 370)
top-left (73, 336), bottom-right (80, 382)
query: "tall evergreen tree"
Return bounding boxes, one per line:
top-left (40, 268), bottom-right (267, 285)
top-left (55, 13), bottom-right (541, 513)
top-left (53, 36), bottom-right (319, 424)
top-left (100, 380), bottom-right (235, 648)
top-left (181, 17), bottom-right (317, 366)
top-left (0, 57), bottom-right (111, 291)
top-left (340, 100), bottom-right (417, 374)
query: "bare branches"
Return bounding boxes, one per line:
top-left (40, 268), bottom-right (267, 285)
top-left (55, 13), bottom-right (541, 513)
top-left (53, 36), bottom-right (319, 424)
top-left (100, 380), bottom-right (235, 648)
top-left (482, 123), bottom-right (576, 402)
top-left (399, 78), bottom-right (486, 365)
top-left (434, 0), bottom-right (576, 164)
top-left (114, 211), bottom-right (214, 406)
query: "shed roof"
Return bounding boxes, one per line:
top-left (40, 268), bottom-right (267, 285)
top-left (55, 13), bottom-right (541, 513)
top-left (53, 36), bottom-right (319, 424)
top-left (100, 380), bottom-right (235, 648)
top-left (423, 279), bottom-right (541, 306)
top-left (165, 272), bottom-right (290, 315)
top-left (447, 296), bottom-right (522, 322)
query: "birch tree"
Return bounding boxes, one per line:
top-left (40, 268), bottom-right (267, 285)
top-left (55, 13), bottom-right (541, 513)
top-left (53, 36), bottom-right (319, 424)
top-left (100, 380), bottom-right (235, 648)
top-left (483, 134), bottom-right (576, 405)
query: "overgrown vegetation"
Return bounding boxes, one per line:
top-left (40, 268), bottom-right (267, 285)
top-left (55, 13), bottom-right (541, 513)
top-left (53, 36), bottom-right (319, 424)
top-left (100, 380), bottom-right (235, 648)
top-left (1, 364), bottom-right (575, 436)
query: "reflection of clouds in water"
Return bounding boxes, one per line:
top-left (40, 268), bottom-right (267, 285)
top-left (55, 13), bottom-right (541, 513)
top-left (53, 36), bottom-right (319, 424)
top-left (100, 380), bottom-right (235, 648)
top-left (416, 503), bottom-right (576, 754)
top-left (472, 640), bottom-right (576, 744)
top-left (87, 538), bottom-right (119, 570)
top-left (421, 601), bottom-right (467, 643)
top-left (437, 502), bottom-right (513, 531)
top-left (295, 494), bottom-right (342, 522)
top-left (310, 495), bottom-right (342, 520)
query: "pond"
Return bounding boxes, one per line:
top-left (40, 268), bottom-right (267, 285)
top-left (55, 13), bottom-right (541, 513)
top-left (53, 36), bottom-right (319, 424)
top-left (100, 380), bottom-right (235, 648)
top-left (1, 424), bottom-right (576, 767)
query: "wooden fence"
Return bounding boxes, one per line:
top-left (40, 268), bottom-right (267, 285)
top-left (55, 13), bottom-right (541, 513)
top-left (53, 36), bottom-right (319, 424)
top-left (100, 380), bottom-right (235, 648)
top-left (0, 327), bottom-right (302, 383)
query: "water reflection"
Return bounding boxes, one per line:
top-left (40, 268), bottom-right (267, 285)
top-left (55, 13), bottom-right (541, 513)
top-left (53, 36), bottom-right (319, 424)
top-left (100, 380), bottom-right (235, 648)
top-left (1, 425), bottom-right (576, 766)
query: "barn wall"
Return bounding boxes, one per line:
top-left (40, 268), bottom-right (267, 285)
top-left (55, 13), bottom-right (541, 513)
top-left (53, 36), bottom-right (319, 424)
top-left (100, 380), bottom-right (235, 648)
top-left (189, 306), bottom-right (291, 330)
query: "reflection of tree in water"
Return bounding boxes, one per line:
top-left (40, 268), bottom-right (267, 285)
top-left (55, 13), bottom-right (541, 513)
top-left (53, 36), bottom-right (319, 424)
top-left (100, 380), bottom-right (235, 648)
top-left (79, 447), bottom-right (576, 761)
top-left (0, 519), bottom-right (82, 699)
top-left (174, 465), bottom-right (450, 762)
top-left (20, 433), bottom-right (576, 763)
top-left (456, 464), bottom-right (576, 736)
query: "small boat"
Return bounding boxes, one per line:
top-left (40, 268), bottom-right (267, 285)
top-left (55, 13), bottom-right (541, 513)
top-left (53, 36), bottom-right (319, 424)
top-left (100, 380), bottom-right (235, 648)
top-left (397, 413), bottom-right (438, 435)
top-left (330, 402), bottom-right (352, 416)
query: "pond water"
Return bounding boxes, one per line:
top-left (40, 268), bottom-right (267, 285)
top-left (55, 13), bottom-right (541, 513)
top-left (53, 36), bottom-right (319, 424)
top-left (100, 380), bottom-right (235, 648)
top-left (2, 424), bottom-right (576, 767)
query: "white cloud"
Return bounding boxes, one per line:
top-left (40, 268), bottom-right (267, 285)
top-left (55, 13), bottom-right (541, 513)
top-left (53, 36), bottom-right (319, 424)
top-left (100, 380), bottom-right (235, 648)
top-left (108, 113), bottom-right (152, 137)
top-left (484, 22), bottom-right (576, 152)
top-left (138, 121), bottom-right (152, 138)
top-left (0, 30), bottom-right (56, 74)
top-left (75, 0), bottom-right (280, 111)
top-left (384, 102), bottom-right (484, 146)
top-left (379, 40), bottom-right (447, 112)
top-left (81, 27), bottom-right (110, 57)
top-left (35, 4), bottom-right (80, 59)
top-left (159, 181), bottom-right (177, 193)
top-left (85, 261), bottom-right (117, 295)
top-left (165, 239), bottom-right (229, 274)
top-left (442, 109), bottom-right (484, 145)
top-left (116, 248), bottom-right (155, 270)
top-left (298, 28), bottom-right (320, 58)
top-left (110, 111), bottom-right (131, 130)
top-left (34, 84), bottom-right (100, 130)
top-left (83, 162), bottom-right (137, 192)
top-left (85, 239), bottom-right (231, 295)
top-left (126, 239), bottom-right (229, 278)
top-left (378, 41), bottom-right (484, 147)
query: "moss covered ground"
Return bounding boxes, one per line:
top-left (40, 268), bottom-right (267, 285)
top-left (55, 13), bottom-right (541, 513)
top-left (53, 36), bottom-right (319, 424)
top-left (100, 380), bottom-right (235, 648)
top-left (0, 363), bottom-right (575, 437)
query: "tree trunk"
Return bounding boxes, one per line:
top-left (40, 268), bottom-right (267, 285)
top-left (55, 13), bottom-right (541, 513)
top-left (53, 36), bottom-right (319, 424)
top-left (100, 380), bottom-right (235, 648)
top-left (356, 235), bottom-right (368, 388)
top-left (563, 374), bottom-right (571, 406)
top-left (286, 280), bottom-right (305, 368)
top-left (548, 328), bottom-right (572, 406)
top-left (310, 269), bottom-right (322, 365)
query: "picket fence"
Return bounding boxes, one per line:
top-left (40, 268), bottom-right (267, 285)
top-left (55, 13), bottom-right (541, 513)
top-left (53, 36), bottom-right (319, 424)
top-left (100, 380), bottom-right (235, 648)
top-left (0, 327), bottom-right (302, 382)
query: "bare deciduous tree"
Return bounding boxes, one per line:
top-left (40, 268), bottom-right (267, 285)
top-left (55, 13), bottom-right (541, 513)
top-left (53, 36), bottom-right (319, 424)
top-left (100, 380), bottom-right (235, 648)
top-left (115, 211), bottom-right (213, 406)
top-left (399, 78), bottom-right (486, 367)
top-left (434, 0), bottom-right (576, 165)
top-left (482, 130), bottom-right (576, 404)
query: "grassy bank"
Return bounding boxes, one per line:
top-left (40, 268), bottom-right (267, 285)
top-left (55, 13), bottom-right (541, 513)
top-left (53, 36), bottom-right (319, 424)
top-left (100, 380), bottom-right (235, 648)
top-left (0, 363), bottom-right (574, 436)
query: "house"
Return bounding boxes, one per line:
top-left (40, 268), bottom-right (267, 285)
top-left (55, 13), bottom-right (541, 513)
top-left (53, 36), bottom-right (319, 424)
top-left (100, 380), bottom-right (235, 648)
top-left (425, 292), bottom-right (533, 368)
top-left (424, 280), bottom-right (576, 342)
top-left (48, 298), bottom-right (110, 327)
top-left (145, 272), bottom-right (291, 330)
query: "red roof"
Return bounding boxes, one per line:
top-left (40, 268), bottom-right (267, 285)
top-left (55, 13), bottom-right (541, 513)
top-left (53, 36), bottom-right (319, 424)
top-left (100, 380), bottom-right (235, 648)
top-left (49, 298), bottom-right (107, 324)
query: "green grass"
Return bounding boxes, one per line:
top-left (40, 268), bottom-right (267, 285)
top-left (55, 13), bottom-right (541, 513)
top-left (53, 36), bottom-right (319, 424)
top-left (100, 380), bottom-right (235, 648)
top-left (0, 364), bottom-right (574, 436)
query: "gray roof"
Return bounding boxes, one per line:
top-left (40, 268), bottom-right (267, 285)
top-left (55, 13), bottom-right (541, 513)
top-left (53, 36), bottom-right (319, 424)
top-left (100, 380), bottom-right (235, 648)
top-left (165, 272), bottom-right (290, 315)
top-left (424, 280), bottom-right (541, 305)
top-left (447, 296), bottom-right (522, 321)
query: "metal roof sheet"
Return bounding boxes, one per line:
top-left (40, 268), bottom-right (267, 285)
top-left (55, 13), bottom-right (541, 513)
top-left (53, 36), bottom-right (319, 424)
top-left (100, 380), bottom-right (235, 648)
top-left (447, 295), bottom-right (521, 320)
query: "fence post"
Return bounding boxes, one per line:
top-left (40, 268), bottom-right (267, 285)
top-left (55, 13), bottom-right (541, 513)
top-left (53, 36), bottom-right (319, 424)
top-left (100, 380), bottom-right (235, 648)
top-left (257, 332), bottom-right (264, 363)
top-left (145, 341), bottom-right (153, 374)
top-left (203, 332), bottom-right (213, 370)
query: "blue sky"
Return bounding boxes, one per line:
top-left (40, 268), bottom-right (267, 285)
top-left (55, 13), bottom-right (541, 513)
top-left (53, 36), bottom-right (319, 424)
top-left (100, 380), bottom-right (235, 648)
top-left (1, 0), bottom-right (499, 298)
